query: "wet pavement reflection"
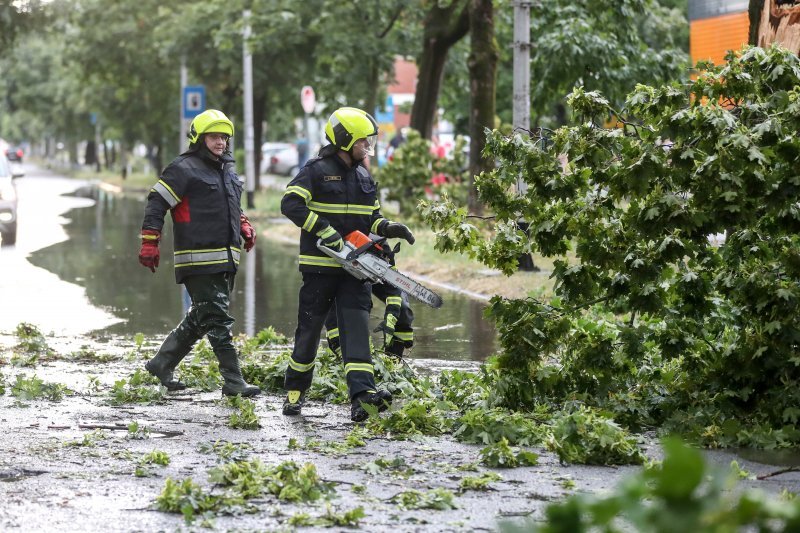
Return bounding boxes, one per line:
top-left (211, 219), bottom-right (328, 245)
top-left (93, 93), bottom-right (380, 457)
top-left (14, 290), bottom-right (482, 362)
top-left (25, 181), bottom-right (497, 361)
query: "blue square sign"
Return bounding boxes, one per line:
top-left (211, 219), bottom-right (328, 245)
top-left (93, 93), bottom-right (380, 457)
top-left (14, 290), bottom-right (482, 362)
top-left (183, 86), bottom-right (206, 119)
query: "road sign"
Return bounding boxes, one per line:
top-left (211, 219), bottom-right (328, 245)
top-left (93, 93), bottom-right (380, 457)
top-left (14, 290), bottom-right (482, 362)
top-left (183, 86), bottom-right (206, 119)
top-left (374, 95), bottom-right (394, 124)
top-left (300, 86), bottom-right (315, 114)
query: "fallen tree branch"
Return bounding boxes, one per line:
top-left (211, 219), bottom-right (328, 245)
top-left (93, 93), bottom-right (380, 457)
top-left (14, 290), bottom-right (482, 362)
top-left (77, 423), bottom-right (184, 437)
top-left (756, 466), bottom-right (800, 480)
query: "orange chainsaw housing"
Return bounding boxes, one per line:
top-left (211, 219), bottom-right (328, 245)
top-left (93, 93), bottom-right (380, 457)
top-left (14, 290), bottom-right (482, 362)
top-left (345, 230), bottom-right (383, 252)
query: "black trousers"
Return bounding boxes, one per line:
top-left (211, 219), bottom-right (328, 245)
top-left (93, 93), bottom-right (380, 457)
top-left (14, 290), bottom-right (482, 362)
top-left (325, 282), bottom-right (415, 353)
top-left (285, 272), bottom-right (375, 399)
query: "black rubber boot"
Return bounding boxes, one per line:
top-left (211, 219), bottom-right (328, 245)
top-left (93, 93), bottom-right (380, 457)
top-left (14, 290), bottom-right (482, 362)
top-left (144, 329), bottom-right (195, 390)
top-left (351, 389), bottom-right (392, 422)
top-left (384, 340), bottom-right (405, 358)
top-left (216, 349), bottom-right (261, 397)
top-left (282, 390), bottom-right (306, 415)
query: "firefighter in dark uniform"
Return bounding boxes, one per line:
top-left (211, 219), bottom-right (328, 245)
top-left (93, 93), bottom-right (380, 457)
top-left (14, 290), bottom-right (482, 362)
top-left (281, 107), bottom-right (415, 421)
top-left (326, 263), bottom-right (415, 359)
top-left (138, 109), bottom-right (260, 397)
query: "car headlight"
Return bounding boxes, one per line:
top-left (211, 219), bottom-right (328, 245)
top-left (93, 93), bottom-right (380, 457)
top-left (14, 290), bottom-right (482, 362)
top-left (0, 184), bottom-right (16, 201)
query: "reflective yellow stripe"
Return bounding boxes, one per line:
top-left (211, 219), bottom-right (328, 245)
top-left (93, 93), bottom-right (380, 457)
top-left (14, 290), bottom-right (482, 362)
top-left (373, 200), bottom-right (380, 209)
top-left (327, 327), bottom-right (339, 339)
top-left (140, 234), bottom-right (159, 241)
top-left (394, 331), bottom-right (413, 341)
top-left (288, 358), bottom-right (315, 372)
top-left (307, 201), bottom-right (374, 215)
top-left (371, 217), bottom-right (386, 234)
top-left (344, 362), bottom-right (374, 375)
top-left (174, 248), bottom-right (239, 267)
top-left (285, 186), bottom-right (311, 203)
top-left (152, 180), bottom-right (180, 207)
top-left (298, 255), bottom-right (342, 268)
top-left (317, 225), bottom-right (336, 238)
top-left (302, 211), bottom-right (319, 232)
top-left (386, 296), bottom-right (402, 307)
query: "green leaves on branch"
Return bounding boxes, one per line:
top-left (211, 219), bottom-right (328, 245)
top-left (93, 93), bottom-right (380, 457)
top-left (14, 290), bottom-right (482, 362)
top-left (506, 439), bottom-right (800, 532)
top-left (423, 45), bottom-right (800, 448)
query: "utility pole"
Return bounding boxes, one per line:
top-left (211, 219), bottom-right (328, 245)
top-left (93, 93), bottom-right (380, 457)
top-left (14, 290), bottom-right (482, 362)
top-left (512, 0), bottom-right (531, 168)
top-left (513, 0), bottom-right (537, 271)
top-left (179, 59), bottom-right (188, 154)
top-left (242, 9), bottom-right (256, 209)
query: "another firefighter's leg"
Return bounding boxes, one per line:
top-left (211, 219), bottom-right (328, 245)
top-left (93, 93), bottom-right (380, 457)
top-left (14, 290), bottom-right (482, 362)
top-left (338, 278), bottom-right (392, 421)
top-left (145, 284), bottom-right (204, 390)
top-left (324, 303), bottom-right (342, 359)
top-left (185, 273), bottom-right (259, 397)
top-left (389, 293), bottom-right (415, 357)
top-left (284, 273), bottom-right (337, 414)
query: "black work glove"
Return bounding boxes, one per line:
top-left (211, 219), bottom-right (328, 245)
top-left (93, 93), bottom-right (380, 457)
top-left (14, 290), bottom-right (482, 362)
top-left (317, 225), bottom-right (344, 251)
top-left (384, 222), bottom-right (415, 245)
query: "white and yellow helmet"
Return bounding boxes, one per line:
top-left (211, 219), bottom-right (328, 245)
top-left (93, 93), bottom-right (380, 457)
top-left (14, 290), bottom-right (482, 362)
top-left (187, 109), bottom-right (234, 144)
top-left (324, 107), bottom-right (378, 154)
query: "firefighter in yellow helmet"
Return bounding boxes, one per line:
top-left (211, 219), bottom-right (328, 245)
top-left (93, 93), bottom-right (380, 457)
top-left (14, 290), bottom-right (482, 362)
top-left (281, 107), bottom-right (415, 421)
top-left (139, 109), bottom-right (260, 397)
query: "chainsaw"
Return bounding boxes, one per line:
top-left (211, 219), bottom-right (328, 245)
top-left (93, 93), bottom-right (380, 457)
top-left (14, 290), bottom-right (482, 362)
top-left (317, 230), bottom-right (443, 309)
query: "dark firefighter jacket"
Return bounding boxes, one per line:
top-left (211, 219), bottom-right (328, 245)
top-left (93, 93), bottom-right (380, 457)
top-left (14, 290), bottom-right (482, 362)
top-left (281, 152), bottom-right (391, 273)
top-left (142, 147), bottom-right (243, 284)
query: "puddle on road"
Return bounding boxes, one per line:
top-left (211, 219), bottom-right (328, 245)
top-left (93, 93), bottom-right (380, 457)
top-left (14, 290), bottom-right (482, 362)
top-left (0, 469), bottom-right (48, 482)
top-left (734, 448), bottom-right (800, 467)
top-left (25, 185), bottom-right (497, 361)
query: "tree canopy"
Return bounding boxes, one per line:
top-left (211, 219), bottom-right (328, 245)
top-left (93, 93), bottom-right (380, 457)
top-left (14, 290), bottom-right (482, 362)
top-left (423, 45), bottom-right (800, 448)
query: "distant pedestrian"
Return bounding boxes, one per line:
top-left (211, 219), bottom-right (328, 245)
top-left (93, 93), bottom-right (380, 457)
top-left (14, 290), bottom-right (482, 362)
top-left (138, 109), bottom-right (260, 397)
top-left (385, 127), bottom-right (407, 161)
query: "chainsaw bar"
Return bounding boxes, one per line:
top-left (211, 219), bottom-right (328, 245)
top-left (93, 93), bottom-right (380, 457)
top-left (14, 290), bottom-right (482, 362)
top-left (317, 239), bottom-right (443, 309)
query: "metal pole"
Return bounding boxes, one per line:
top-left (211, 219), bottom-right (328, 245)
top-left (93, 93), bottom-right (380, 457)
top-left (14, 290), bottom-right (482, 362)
top-left (244, 244), bottom-right (256, 337)
top-left (94, 119), bottom-right (102, 172)
top-left (513, 0), bottom-right (531, 195)
top-left (513, 0), bottom-right (538, 271)
top-left (179, 59), bottom-right (188, 154)
top-left (242, 9), bottom-right (256, 209)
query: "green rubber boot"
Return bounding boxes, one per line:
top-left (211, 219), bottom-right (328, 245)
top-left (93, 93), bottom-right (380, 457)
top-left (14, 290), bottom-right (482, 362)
top-left (216, 349), bottom-right (261, 397)
top-left (144, 329), bottom-right (195, 390)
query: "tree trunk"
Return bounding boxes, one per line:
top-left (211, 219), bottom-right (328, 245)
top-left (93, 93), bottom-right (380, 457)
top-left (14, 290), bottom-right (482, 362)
top-left (365, 59), bottom-right (380, 119)
top-left (750, 0), bottom-right (800, 51)
top-left (467, 0), bottom-right (497, 216)
top-left (749, 0), bottom-right (764, 44)
top-left (410, 0), bottom-right (470, 139)
top-left (85, 140), bottom-right (97, 166)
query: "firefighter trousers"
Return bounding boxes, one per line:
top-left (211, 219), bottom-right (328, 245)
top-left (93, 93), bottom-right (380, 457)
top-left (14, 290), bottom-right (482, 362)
top-left (325, 282), bottom-right (414, 356)
top-left (285, 272), bottom-right (375, 399)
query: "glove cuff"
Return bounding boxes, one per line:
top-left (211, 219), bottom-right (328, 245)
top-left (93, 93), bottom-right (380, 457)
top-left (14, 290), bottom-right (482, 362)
top-left (141, 229), bottom-right (161, 244)
top-left (317, 225), bottom-right (337, 239)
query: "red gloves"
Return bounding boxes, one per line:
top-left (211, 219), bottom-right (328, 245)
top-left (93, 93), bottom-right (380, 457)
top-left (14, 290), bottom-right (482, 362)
top-left (139, 229), bottom-right (160, 272)
top-left (240, 214), bottom-right (256, 252)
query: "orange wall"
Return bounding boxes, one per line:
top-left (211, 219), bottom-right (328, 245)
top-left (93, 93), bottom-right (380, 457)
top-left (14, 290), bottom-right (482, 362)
top-left (690, 11), bottom-right (750, 65)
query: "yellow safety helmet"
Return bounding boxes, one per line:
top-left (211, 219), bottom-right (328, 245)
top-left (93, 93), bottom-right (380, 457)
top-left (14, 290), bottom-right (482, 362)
top-left (324, 107), bottom-right (378, 153)
top-left (187, 109), bottom-right (234, 144)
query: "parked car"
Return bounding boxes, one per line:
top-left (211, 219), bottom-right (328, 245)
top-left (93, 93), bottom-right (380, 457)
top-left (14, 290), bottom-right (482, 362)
top-left (4, 145), bottom-right (24, 163)
top-left (263, 142), bottom-right (299, 176)
top-left (0, 154), bottom-right (23, 245)
top-left (260, 142), bottom-right (294, 175)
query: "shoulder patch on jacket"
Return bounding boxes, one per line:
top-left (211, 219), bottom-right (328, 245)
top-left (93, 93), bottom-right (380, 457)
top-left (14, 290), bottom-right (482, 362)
top-left (323, 175), bottom-right (342, 182)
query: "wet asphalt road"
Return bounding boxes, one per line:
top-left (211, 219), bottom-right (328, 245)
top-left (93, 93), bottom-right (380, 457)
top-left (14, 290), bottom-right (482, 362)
top-left (0, 163), bottom-right (122, 334)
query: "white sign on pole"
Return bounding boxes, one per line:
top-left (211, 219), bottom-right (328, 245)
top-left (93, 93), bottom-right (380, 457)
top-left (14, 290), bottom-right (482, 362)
top-left (300, 86), bottom-right (315, 114)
